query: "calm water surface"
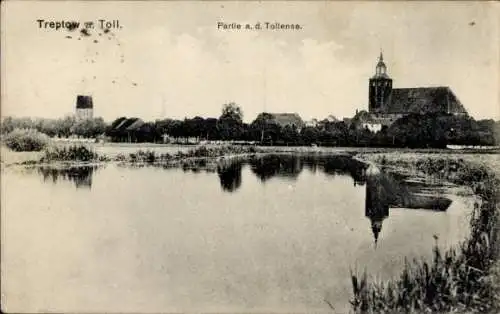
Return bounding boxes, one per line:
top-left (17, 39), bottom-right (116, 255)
top-left (2, 154), bottom-right (473, 313)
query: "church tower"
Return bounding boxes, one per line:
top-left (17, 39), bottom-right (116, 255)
top-left (369, 52), bottom-right (392, 113)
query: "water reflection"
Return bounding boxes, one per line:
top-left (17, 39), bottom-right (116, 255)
top-left (250, 154), bottom-right (303, 182)
top-left (364, 164), bottom-right (453, 246)
top-left (32, 155), bottom-right (453, 246)
top-left (365, 173), bottom-right (390, 246)
top-left (217, 160), bottom-right (243, 192)
top-left (248, 154), bottom-right (367, 184)
top-left (37, 166), bottom-right (99, 188)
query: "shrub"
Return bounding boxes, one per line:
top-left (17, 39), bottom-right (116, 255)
top-left (41, 145), bottom-right (98, 162)
top-left (3, 128), bottom-right (50, 151)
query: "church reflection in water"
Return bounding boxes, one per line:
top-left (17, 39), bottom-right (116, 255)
top-left (364, 165), bottom-right (452, 246)
top-left (32, 154), bottom-right (453, 246)
top-left (215, 155), bottom-right (453, 247)
top-left (365, 173), bottom-right (390, 246)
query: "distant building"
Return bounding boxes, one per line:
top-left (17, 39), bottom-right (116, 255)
top-left (268, 113), bottom-right (305, 130)
top-left (108, 117), bottom-right (145, 142)
top-left (75, 95), bottom-right (94, 120)
top-left (325, 115), bottom-right (338, 122)
top-left (305, 118), bottom-right (319, 127)
top-left (359, 52), bottom-right (468, 130)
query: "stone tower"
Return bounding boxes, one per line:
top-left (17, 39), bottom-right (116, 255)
top-left (368, 52), bottom-right (392, 113)
top-left (76, 95), bottom-right (94, 120)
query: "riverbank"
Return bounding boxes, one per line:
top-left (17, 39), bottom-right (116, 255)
top-left (2, 144), bottom-right (499, 312)
top-left (351, 152), bottom-right (500, 313)
top-left (3, 143), bottom-right (499, 167)
top-left (1, 144), bottom-right (360, 169)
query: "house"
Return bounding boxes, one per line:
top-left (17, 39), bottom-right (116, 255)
top-left (305, 118), bottom-right (319, 127)
top-left (107, 117), bottom-right (145, 142)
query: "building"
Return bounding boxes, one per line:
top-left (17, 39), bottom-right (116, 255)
top-left (361, 52), bottom-right (468, 130)
top-left (305, 118), bottom-right (319, 127)
top-left (107, 117), bottom-right (145, 142)
top-left (268, 113), bottom-right (305, 130)
top-left (75, 95), bottom-right (94, 120)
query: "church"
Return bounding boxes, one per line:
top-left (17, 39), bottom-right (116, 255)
top-left (360, 53), bottom-right (468, 132)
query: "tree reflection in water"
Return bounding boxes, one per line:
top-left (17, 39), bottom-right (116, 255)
top-left (37, 166), bottom-right (99, 189)
top-left (217, 160), bottom-right (243, 192)
top-left (215, 155), bottom-right (453, 248)
top-left (32, 155), bottom-right (453, 247)
top-left (250, 154), bottom-right (304, 182)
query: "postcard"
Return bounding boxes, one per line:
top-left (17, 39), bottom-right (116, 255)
top-left (1, 1), bottom-right (499, 313)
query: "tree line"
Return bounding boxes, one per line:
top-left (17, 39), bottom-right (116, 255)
top-left (1, 116), bottom-right (107, 139)
top-left (107, 104), bottom-right (500, 148)
top-left (2, 103), bottom-right (499, 148)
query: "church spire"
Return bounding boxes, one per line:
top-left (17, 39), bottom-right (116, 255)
top-left (374, 50), bottom-right (388, 78)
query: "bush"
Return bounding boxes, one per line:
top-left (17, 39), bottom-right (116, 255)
top-left (3, 128), bottom-right (50, 151)
top-left (41, 145), bottom-right (98, 162)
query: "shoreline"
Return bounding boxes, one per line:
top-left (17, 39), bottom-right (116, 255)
top-left (2, 144), bottom-right (499, 312)
top-left (350, 151), bottom-right (500, 313)
top-left (2, 143), bottom-right (499, 168)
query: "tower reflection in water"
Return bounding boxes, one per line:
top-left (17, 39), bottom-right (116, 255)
top-left (364, 164), bottom-right (453, 247)
top-left (365, 170), bottom-right (390, 247)
top-left (32, 156), bottom-right (452, 248)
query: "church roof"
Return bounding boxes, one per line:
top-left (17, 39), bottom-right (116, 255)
top-left (383, 87), bottom-right (468, 115)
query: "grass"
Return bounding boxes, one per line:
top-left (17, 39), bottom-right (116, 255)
top-left (117, 145), bottom-right (260, 164)
top-left (350, 155), bottom-right (500, 313)
top-left (2, 144), bottom-right (261, 166)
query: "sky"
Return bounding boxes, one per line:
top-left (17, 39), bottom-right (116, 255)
top-left (1, 1), bottom-right (498, 122)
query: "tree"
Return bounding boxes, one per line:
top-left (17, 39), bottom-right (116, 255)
top-left (55, 116), bottom-right (76, 137)
top-left (71, 118), bottom-right (107, 138)
top-left (250, 113), bottom-right (276, 142)
top-left (218, 102), bottom-right (244, 140)
top-left (281, 125), bottom-right (300, 145)
top-left (220, 102), bottom-right (243, 123)
top-left (1, 117), bottom-right (15, 134)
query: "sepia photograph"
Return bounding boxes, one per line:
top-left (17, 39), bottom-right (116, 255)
top-left (1, 1), bottom-right (499, 313)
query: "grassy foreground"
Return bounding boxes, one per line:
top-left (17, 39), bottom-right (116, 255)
top-left (350, 153), bottom-right (500, 313)
top-left (1, 144), bottom-right (264, 166)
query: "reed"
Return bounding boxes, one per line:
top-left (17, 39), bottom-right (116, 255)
top-left (119, 145), bottom-right (260, 163)
top-left (350, 156), bottom-right (500, 313)
top-left (41, 145), bottom-right (101, 162)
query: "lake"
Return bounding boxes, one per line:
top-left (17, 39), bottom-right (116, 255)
top-left (1, 154), bottom-right (474, 313)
